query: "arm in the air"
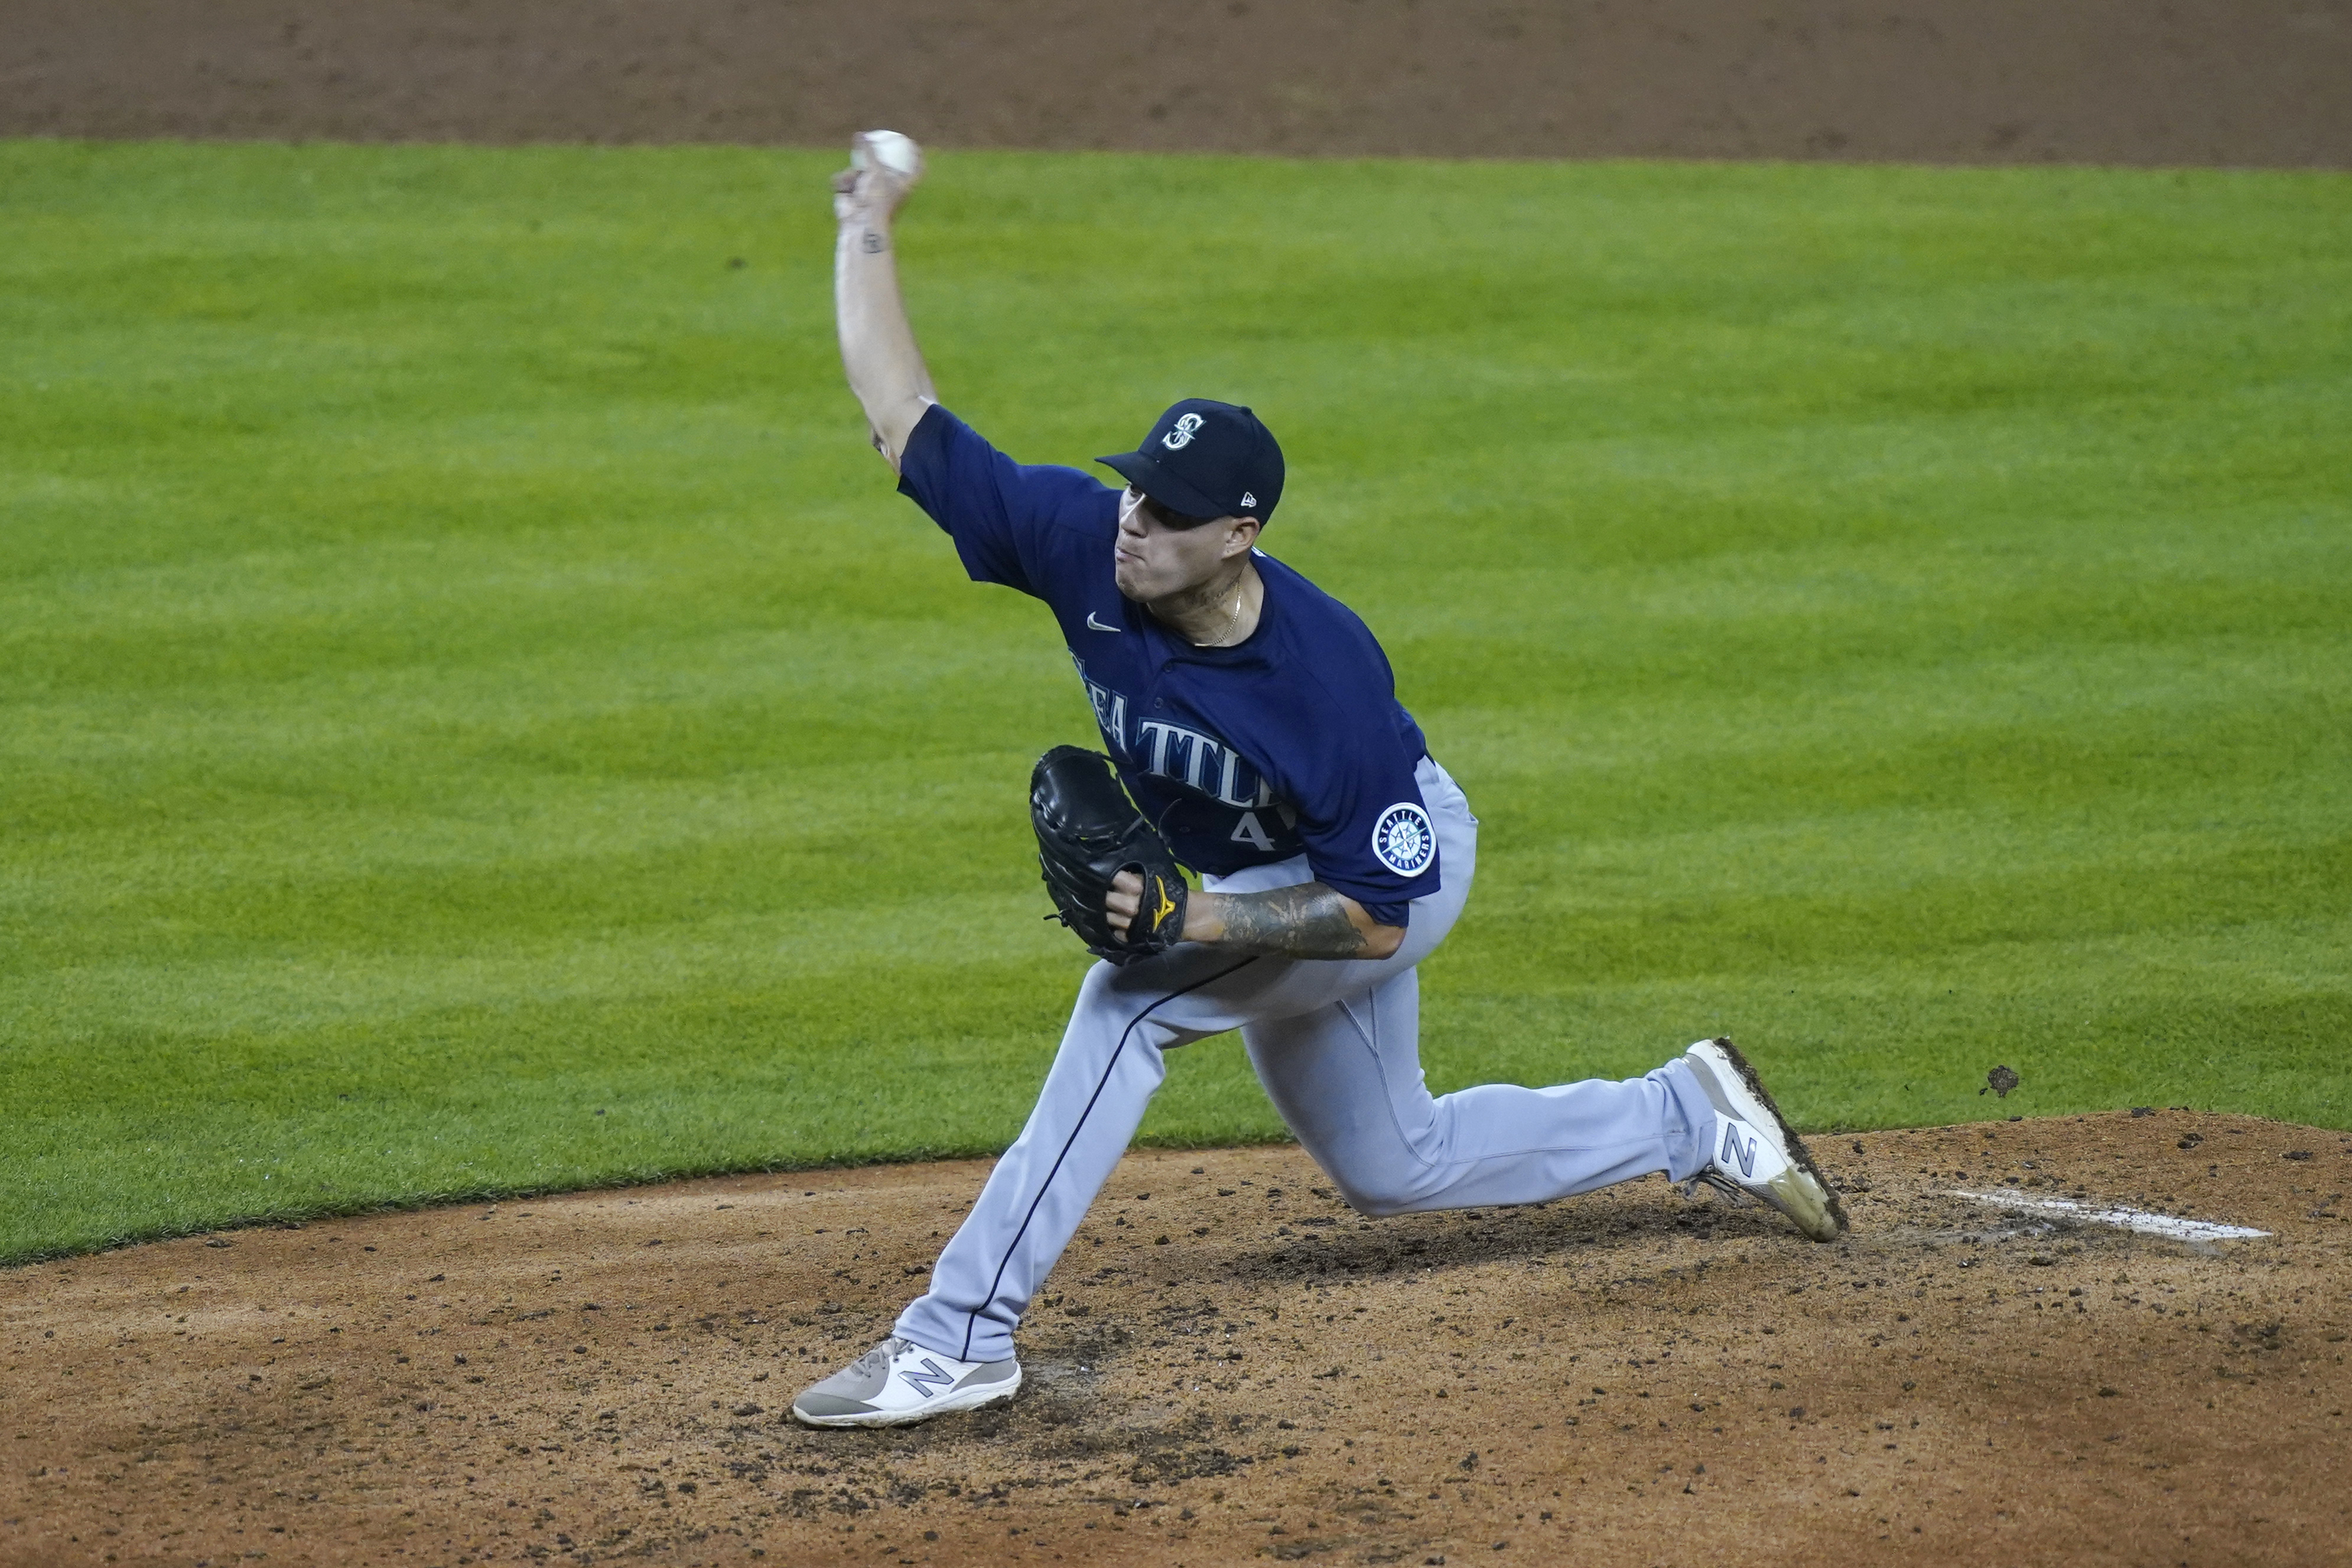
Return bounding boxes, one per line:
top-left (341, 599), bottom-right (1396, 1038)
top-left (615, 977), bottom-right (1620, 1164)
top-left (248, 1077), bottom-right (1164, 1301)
top-left (1107, 872), bottom-right (1406, 961)
top-left (832, 135), bottom-right (936, 470)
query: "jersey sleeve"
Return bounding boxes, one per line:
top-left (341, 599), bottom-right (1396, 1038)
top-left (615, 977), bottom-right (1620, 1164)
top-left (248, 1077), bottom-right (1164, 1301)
top-left (894, 404), bottom-right (1116, 597)
top-left (1273, 673), bottom-right (1440, 929)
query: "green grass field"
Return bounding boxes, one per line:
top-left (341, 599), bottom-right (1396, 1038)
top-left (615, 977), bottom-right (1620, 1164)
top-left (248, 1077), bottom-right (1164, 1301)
top-left (4, 140), bottom-right (2348, 1263)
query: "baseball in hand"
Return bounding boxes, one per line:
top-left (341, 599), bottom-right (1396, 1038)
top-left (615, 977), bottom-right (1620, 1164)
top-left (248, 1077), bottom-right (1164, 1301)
top-left (852, 129), bottom-right (923, 184)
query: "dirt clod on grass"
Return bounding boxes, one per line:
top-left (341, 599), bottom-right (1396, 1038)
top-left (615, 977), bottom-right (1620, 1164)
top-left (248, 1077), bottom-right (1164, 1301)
top-left (4, 1110), bottom-right (2350, 1565)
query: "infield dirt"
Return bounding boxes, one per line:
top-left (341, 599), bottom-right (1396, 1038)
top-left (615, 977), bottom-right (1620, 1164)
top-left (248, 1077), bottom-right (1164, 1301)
top-left (5, 1109), bottom-right (2347, 1566)
top-left (6, 0), bottom-right (2349, 166)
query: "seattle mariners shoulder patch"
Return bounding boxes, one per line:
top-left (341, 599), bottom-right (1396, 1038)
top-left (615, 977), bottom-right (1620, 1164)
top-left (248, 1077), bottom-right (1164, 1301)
top-left (1369, 801), bottom-right (1437, 877)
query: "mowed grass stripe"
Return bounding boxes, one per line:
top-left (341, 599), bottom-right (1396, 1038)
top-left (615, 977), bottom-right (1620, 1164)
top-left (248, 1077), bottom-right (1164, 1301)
top-left (1, 141), bottom-right (2347, 1260)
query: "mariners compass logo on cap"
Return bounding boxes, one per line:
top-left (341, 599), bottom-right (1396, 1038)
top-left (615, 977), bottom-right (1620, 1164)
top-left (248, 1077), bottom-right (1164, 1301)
top-left (1099, 399), bottom-right (1284, 523)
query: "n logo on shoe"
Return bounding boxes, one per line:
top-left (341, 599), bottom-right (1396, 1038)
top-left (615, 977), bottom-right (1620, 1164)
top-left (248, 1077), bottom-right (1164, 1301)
top-left (899, 1358), bottom-right (957, 1398)
top-left (1721, 1124), bottom-right (1757, 1179)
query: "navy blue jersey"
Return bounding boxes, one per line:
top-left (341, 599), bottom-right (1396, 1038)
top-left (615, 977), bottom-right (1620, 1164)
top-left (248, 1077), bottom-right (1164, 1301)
top-left (895, 404), bottom-right (1439, 926)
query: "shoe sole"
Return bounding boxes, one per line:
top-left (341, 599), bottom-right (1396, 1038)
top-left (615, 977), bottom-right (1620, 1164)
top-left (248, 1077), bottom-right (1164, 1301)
top-left (1687, 1037), bottom-right (1848, 1242)
top-left (790, 1367), bottom-right (1023, 1429)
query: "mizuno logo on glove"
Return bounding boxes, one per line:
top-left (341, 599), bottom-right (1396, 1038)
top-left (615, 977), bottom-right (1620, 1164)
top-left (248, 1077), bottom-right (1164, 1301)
top-left (1030, 746), bottom-right (1190, 967)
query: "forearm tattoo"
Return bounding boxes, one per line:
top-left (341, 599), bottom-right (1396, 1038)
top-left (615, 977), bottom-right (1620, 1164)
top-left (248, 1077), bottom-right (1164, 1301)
top-left (1213, 883), bottom-right (1373, 960)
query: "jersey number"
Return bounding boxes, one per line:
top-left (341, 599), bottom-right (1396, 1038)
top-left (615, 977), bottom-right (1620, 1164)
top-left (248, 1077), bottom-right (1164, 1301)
top-left (1228, 811), bottom-right (1276, 851)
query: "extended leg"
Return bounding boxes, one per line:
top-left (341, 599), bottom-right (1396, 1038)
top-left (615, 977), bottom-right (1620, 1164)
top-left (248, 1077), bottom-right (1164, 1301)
top-left (890, 953), bottom-right (1255, 1364)
top-left (1242, 967), bottom-right (1717, 1215)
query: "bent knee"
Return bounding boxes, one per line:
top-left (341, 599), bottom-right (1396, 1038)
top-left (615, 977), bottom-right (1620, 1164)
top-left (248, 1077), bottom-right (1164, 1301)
top-left (1332, 1173), bottom-right (1430, 1219)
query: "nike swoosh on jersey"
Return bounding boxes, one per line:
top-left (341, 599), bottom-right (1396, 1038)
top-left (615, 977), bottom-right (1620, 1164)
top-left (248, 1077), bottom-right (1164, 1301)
top-left (1086, 613), bottom-right (1120, 633)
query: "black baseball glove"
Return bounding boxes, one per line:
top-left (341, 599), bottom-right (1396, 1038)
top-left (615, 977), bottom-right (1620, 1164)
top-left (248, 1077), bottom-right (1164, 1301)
top-left (1030, 745), bottom-right (1189, 964)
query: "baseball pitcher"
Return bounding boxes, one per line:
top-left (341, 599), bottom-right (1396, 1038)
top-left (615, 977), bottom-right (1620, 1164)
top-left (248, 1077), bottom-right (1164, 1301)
top-left (793, 132), bottom-right (1844, 1429)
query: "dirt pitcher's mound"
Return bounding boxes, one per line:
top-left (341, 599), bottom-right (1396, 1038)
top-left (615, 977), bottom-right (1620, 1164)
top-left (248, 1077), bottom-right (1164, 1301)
top-left (4, 1111), bottom-right (2349, 1566)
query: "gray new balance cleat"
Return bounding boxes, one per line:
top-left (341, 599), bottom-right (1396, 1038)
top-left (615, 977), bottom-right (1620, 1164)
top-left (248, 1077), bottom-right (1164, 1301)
top-left (790, 1336), bottom-right (1022, 1429)
top-left (1681, 1037), bottom-right (1848, 1242)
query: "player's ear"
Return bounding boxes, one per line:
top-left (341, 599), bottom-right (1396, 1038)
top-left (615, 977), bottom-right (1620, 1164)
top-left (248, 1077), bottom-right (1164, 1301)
top-left (1222, 516), bottom-right (1262, 558)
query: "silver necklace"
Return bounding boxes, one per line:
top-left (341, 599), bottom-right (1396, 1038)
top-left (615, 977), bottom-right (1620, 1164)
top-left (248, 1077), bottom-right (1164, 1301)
top-left (1195, 575), bottom-right (1247, 647)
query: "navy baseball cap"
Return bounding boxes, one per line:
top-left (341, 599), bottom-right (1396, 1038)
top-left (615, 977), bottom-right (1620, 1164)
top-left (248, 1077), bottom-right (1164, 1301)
top-left (1097, 398), bottom-right (1284, 525)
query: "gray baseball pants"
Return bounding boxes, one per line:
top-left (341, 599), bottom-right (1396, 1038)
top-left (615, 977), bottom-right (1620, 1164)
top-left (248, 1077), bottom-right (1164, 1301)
top-left (895, 757), bottom-right (1718, 1364)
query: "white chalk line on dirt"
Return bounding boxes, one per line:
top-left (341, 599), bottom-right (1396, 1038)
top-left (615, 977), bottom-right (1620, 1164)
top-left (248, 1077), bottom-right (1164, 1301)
top-left (1951, 1189), bottom-right (2269, 1242)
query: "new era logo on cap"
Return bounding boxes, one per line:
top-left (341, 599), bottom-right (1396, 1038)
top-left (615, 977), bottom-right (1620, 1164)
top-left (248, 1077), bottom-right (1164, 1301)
top-left (1098, 399), bottom-right (1284, 525)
